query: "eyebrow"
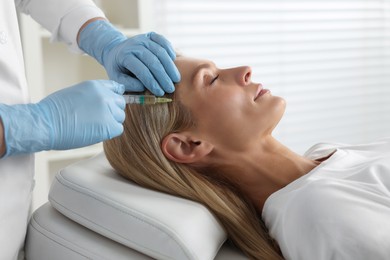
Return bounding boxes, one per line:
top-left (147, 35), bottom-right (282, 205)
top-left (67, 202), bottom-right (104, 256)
top-left (191, 63), bottom-right (212, 86)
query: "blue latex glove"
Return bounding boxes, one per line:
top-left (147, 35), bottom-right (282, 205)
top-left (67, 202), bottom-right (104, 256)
top-left (78, 20), bottom-right (180, 96)
top-left (0, 80), bottom-right (125, 158)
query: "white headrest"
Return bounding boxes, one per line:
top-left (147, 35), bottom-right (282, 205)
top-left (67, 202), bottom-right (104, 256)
top-left (49, 152), bottom-right (227, 260)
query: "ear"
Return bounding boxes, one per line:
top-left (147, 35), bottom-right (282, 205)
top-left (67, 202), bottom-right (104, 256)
top-left (161, 132), bottom-right (213, 164)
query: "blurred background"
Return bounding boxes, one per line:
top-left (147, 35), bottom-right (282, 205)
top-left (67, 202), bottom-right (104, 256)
top-left (152, 0), bottom-right (390, 154)
top-left (20, 0), bottom-right (390, 209)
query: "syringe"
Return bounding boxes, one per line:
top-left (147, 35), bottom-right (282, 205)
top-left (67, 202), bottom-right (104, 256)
top-left (124, 94), bottom-right (172, 105)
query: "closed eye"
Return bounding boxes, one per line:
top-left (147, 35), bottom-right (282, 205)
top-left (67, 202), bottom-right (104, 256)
top-left (210, 75), bottom-right (219, 85)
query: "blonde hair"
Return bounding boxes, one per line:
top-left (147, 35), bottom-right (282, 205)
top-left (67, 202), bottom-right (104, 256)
top-left (103, 93), bottom-right (283, 259)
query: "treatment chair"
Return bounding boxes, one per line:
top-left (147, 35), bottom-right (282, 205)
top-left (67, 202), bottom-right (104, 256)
top-left (25, 153), bottom-right (248, 259)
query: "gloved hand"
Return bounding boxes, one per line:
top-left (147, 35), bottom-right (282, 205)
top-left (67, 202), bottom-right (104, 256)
top-left (0, 80), bottom-right (125, 158)
top-left (78, 19), bottom-right (180, 96)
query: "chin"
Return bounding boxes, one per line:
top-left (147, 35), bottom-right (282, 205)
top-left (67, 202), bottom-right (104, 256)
top-left (270, 96), bottom-right (286, 126)
top-left (271, 95), bottom-right (286, 112)
top-left (256, 95), bottom-right (286, 135)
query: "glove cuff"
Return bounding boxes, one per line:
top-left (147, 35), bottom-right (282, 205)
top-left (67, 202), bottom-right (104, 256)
top-left (78, 20), bottom-right (126, 65)
top-left (0, 104), bottom-right (52, 157)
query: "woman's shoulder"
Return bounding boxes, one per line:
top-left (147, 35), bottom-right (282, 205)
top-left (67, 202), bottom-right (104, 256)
top-left (266, 175), bottom-right (389, 236)
top-left (269, 179), bottom-right (390, 259)
top-left (282, 179), bottom-right (345, 219)
top-left (263, 179), bottom-right (342, 236)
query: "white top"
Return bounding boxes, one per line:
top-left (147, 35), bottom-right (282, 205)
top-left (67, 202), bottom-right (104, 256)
top-left (262, 138), bottom-right (390, 260)
top-left (0, 1), bottom-right (104, 259)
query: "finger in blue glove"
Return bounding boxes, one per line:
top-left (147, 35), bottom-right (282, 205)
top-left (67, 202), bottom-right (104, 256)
top-left (0, 80), bottom-right (125, 157)
top-left (78, 20), bottom-right (181, 96)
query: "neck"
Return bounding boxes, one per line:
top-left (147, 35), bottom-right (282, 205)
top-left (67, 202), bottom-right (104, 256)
top-left (214, 136), bottom-right (320, 211)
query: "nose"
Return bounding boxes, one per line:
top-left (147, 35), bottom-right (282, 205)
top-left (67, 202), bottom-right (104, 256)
top-left (238, 66), bottom-right (252, 86)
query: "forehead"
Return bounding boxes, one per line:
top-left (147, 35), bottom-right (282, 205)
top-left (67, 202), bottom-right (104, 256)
top-left (173, 56), bottom-right (211, 107)
top-left (175, 56), bottom-right (208, 68)
top-left (174, 56), bottom-right (210, 82)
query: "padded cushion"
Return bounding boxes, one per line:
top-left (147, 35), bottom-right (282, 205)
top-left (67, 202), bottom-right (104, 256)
top-left (26, 203), bottom-right (151, 260)
top-left (26, 203), bottom-right (248, 260)
top-left (48, 152), bottom-right (228, 260)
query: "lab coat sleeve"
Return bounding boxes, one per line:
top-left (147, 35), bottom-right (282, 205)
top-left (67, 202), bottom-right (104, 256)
top-left (15, 0), bottom-right (106, 52)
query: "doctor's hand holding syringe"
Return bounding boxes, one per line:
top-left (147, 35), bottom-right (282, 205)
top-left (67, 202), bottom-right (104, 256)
top-left (0, 18), bottom-right (180, 158)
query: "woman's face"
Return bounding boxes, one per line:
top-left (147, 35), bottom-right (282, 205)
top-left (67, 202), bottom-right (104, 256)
top-left (174, 56), bottom-right (286, 152)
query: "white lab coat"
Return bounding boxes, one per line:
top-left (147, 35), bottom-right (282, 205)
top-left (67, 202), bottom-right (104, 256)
top-left (0, 1), bottom-right (104, 259)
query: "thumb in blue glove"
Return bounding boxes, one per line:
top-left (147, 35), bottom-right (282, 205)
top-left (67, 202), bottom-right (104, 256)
top-left (0, 80), bottom-right (125, 158)
top-left (78, 19), bottom-right (180, 96)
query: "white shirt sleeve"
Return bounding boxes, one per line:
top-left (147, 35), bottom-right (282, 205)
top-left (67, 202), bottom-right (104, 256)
top-left (15, 0), bottom-right (106, 52)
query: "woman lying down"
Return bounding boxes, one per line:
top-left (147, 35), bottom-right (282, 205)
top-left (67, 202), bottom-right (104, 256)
top-left (103, 55), bottom-right (390, 260)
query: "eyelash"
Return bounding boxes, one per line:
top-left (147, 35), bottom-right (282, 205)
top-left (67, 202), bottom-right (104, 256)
top-left (210, 75), bottom-right (219, 85)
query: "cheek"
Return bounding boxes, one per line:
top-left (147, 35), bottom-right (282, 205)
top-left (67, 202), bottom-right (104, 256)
top-left (222, 96), bottom-right (286, 138)
top-left (194, 94), bottom-right (251, 141)
top-left (205, 92), bottom-right (246, 123)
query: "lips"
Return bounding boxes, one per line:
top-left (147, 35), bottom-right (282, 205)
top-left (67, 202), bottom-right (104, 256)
top-left (254, 84), bottom-right (269, 101)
